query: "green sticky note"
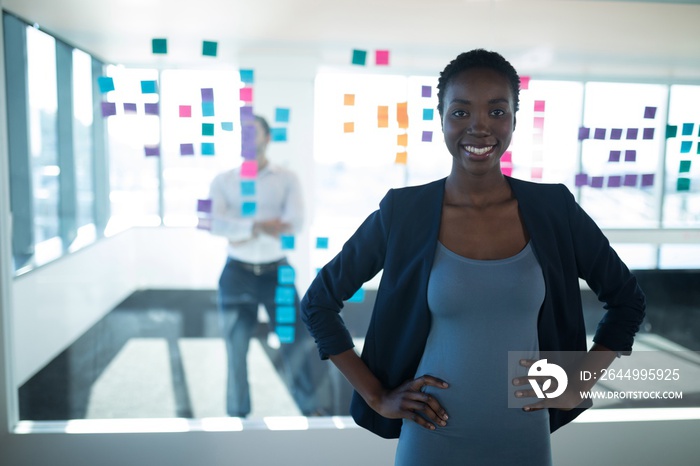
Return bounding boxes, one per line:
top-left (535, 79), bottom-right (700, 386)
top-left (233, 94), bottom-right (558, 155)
top-left (666, 125), bottom-right (678, 138)
top-left (677, 178), bottom-right (690, 191)
top-left (202, 123), bottom-right (215, 136)
top-left (680, 141), bottom-right (692, 153)
top-left (352, 49), bottom-right (367, 66)
top-left (152, 38), bottom-right (167, 54)
top-left (202, 40), bottom-right (218, 57)
top-left (679, 160), bottom-right (691, 173)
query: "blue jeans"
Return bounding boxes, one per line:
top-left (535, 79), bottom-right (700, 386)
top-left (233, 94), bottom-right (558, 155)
top-left (218, 257), bottom-right (330, 417)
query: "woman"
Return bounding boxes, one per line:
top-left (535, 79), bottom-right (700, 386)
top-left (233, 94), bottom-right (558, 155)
top-left (301, 49), bottom-right (645, 464)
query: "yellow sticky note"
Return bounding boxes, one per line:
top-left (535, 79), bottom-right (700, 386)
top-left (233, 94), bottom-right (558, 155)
top-left (378, 106), bottom-right (389, 128)
top-left (344, 94), bottom-right (355, 106)
top-left (395, 151), bottom-right (408, 164)
top-left (397, 102), bottom-right (409, 129)
top-left (344, 122), bottom-right (355, 133)
top-left (397, 133), bottom-right (408, 146)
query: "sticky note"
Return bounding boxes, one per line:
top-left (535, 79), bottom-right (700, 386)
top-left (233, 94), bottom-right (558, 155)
top-left (623, 174), bottom-right (638, 187)
top-left (197, 217), bottom-right (212, 231)
top-left (240, 106), bottom-right (254, 122)
top-left (501, 151), bottom-right (512, 163)
top-left (626, 128), bottom-right (638, 140)
top-left (144, 145), bottom-right (160, 157)
top-left (395, 151), bottom-right (407, 165)
top-left (98, 76), bottom-right (115, 93)
top-left (680, 141), bottom-right (692, 153)
top-left (180, 143), bottom-right (195, 156)
top-left (141, 80), bottom-right (158, 94)
top-left (423, 108), bottom-right (434, 121)
top-left (276, 325), bottom-right (295, 344)
top-left (202, 40), bottom-right (218, 57)
top-left (578, 127), bottom-right (590, 140)
top-left (397, 133), bottom-right (408, 146)
top-left (608, 150), bottom-right (621, 162)
top-left (239, 69), bottom-right (254, 84)
top-left (316, 237), bottom-right (329, 249)
top-left (274, 286), bottom-right (295, 305)
top-left (533, 117), bottom-right (545, 129)
top-left (610, 128), bottom-right (622, 140)
top-left (641, 174), bottom-right (655, 187)
top-left (378, 106), bottom-right (389, 128)
top-left (275, 306), bottom-right (296, 324)
top-left (197, 199), bottom-right (212, 213)
top-left (202, 101), bottom-right (215, 117)
top-left (624, 150), bottom-right (637, 162)
top-left (575, 173), bottom-right (588, 187)
top-left (594, 128), bottom-right (606, 140)
top-left (221, 121), bottom-right (234, 131)
top-left (534, 100), bottom-right (545, 112)
top-left (421, 86), bottom-right (431, 98)
top-left (501, 166), bottom-right (513, 177)
top-left (123, 103), bottom-right (137, 114)
top-left (275, 108), bottom-right (290, 123)
top-left (201, 88), bottom-right (214, 102)
top-left (278, 265), bottom-right (296, 285)
top-left (643, 128), bottom-right (655, 140)
top-left (152, 38), bottom-right (167, 54)
top-left (422, 131), bottom-right (432, 142)
top-left (697, 142), bottom-right (700, 155)
top-left (520, 76), bottom-right (530, 90)
top-left (531, 167), bottom-right (543, 179)
top-left (101, 101), bottom-right (116, 117)
top-left (241, 160), bottom-right (258, 178)
top-left (351, 49), bottom-right (367, 66)
top-left (240, 180), bottom-right (255, 197)
top-left (375, 49), bottom-right (390, 65)
top-left (666, 125), bottom-right (678, 138)
top-left (144, 103), bottom-right (159, 115)
top-left (590, 176), bottom-right (604, 188)
top-left (397, 102), bottom-right (409, 129)
top-left (679, 160), bottom-right (691, 173)
top-left (677, 178), bottom-right (690, 191)
top-left (643, 106), bottom-right (657, 119)
top-left (201, 142), bottom-right (215, 156)
top-left (281, 234), bottom-right (295, 250)
top-left (242, 123), bottom-right (256, 144)
top-left (271, 127), bottom-right (287, 142)
top-left (179, 105), bottom-right (191, 117)
top-left (347, 288), bottom-right (365, 303)
top-left (682, 123), bottom-right (694, 136)
top-left (344, 94), bottom-right (355, 106)
top-left (202, 123), bottom-right (215, 136)
top-left (241, 201), bottom-right (256, 216)
top-left (608, 175), bottom-right (622, 188)
top-left (242, 146), bottom-right (256, 160)
top-left (240, 87), bottom-right (253, 103)
top-left (344, 122), bottom-right (354, 133)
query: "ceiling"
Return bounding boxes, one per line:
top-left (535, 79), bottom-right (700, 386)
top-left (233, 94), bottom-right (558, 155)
top-left (3, 0), bottom-right (700, 80)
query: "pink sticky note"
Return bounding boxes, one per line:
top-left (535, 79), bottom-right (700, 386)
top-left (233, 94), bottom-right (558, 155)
top-left (375, 50), bottom-right (390, 65)
top-left (531, 167), bottom-right (543, 179)
top-left (179, 105), bottom-right (192, 117)
top-left (533, 117), bottom-right (545, 129)
top-left (240, 87), bottom-right (253, 103)
top-left (501, 151), bottom-right (512, 163)
top-left (501, 166), bottom-right (513, 177)
top-left (241, 160), bottom-right (258, 178)
top-left (520, 76), bottom-right (530, 90)
top-left (534, 100), bottom-right (545, 112)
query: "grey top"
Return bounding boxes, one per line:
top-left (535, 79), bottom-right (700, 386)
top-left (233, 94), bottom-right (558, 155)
top-left (394, 241), bottom-right (552, 466)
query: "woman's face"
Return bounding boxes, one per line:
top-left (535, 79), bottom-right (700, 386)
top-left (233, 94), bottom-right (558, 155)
top-left (441, 67), bottom-right (516, 178)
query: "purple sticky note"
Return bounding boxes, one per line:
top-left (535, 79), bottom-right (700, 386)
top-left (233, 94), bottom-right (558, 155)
top-left (144, 103), bottom-right (159, 115)
top-left (590, 176), bottom-right (604, 188)
top-left (623, 174), bottom-right (638, 187)
top-left (575, 173), bottom-right (588, 187)
top-left (643, 128), bottom-right (655, 140)
top-left (594, 128), bottom-right (606, 140)
top-left (180, 143), bottom-right (195, 156)
top-left (608, 176), bottom-right (622, 188)
top-left (240, 106), bottom-right (254, 122)
top-left (144, 145), bottom-right (160, 157)
top-left (101, 101), bottom-right (116, 117)
top-left (197, 199), bottom-right (212, 213)
top-left (624, 150), bottom-right (637, 162)
top-left (644, 107), bottom-right (657, 119)
top-left (201, 88), bottom-right (214, 102)
top-left (641, 174), bottom-right (654, 187)
top-left (241, 146), bottom-right (256, 160)
top-left (421, 85), bottom-right (431, 98)
top-left (578, 127), bottom-right (590, 140)
top-left (626, 128), bottom-right (638, 140)
top-left (610, 128), bottom-right (622, 140)
top-left (422, 131), bottom-right (432, 142)
top-left (123, 103), bottom-right (137, 114)
top-left (608, 150), bottom-right (621, 162)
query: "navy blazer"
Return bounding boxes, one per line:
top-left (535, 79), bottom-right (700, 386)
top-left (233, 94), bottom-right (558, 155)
top-left (301, 176), bottom-right (646, 439)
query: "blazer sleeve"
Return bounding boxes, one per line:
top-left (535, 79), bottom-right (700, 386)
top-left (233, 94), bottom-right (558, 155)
top-left (301, 190), bottom-right (393, 359)
top-left (562, 185), bottom-right (646, 354)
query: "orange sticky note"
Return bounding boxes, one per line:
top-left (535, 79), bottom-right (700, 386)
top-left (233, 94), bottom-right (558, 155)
top-left (378, 106), bottom-right (389, 128)
top-left (344, 122), bottom-right (355, 133)
top-left (397, 102), bottom-right (409, 129)
top-left (344, 94), bottom-right (355, 106)
top-left (395, 151), bottom-right (407, 165)
top-left (397, 133), bottom-right (408, 146)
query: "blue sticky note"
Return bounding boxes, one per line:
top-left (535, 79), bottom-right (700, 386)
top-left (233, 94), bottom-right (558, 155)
top-left (347, 288), bottom-right (365, 303)
top-left (202, 40), bottom-right (218, 57)
top-left (239, 69), bottom-right (254, 84)
top-left (280, 234), bottom-right (295, 250)
top-left (98, 76), bottom-right (115, 93)
top-left (271, 127), bottom-right (287, 142)
top-left (682, 123), bottom-right (694, 136)
top-left (276, 325), bottom-right (295, 344)
top-left (202, 101), bottom-right (215, 117)
top-left (201, 142), bottom-right (215, 156)
top-left (221, 121), bottom-right (234, 131)
top-left (278, 265), bottom-right (296, 285)
top-left (202, 123), bottom-right (215, 136)
top-left (152, 38), bottom-right (167, 54)
top-left (240, 180), bottom-right (255, 196)
top-left (351, 49), bottom-right (367, 66)
top-left (677, 178), bottom-right (690, 192)
top-left (276, 306), bottom-right (296, 324)
top-left (275, 108), bottom-right (290, 123)
top-left (680, 141), bottom-right (692, 153)
top-left (275, 286), bottom-right (296, 305)
top-left (679, 160), bottom-right (691, 173)
top-left (423, 108), bottom-right (434, 121)
top-left (141, 80), bottom-right (158, 94)
top-left (316, 237), bottom-right (329, 249)
top-left (241, 201), bottom-right (256, 217)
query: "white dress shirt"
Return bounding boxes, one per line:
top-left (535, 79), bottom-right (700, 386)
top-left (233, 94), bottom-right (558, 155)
top-left (208, 164), bottom-right (304, 264)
